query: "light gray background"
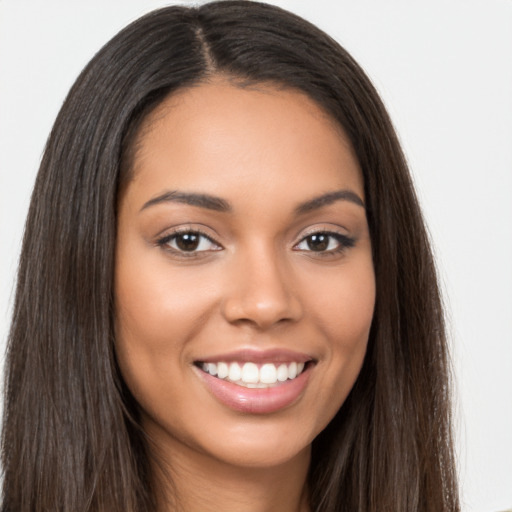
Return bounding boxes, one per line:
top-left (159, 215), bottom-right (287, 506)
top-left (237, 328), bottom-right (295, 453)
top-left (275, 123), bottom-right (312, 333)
top-left (1, 1), bottom-right (511, 510)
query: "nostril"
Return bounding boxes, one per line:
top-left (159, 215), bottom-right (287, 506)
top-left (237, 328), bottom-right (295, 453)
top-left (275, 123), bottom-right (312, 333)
top-left (221, 295), bottom-right (303, 329)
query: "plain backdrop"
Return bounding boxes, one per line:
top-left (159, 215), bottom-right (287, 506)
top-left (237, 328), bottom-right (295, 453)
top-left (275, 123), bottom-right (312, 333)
top-left (1, 1), bottom-right (511, 510)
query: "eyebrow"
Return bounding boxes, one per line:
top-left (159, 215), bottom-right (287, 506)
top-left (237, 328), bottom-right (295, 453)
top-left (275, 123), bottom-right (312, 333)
top-left (140, 191), bottom-right (232, 213)
top-left (294, 189), bottom-right (365, 214)
top-left (140, 188), bottom-right (364, 214)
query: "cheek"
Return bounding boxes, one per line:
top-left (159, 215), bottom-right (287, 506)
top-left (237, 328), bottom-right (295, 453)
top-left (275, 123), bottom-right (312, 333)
top-left (113, 251), bottom-right (217, 406)
top-left (114, 251), bottom-right (220, 353)
top-left (304, 256), bottom-right (375, 424)
top-left (309, 255), bottom-right (375, 350)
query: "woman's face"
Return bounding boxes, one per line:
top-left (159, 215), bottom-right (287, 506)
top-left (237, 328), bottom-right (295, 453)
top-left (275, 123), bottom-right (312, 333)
top-left (115, 80), bottom-right (375, 470)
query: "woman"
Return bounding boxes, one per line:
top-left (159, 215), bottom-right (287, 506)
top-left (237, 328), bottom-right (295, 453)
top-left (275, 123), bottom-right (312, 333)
top-left (1, 2), bottom-right (459, 511)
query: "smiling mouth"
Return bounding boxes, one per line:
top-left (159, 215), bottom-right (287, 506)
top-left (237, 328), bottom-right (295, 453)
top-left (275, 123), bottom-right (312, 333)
top-left (195, 360), bottom-right (312, 388)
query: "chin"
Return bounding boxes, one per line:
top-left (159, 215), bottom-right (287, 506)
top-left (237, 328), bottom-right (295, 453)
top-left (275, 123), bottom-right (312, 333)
top-left (140, 402), bottom-right (321, 472)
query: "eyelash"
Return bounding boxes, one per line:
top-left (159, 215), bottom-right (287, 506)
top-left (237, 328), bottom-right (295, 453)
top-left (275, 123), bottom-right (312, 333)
top-left (156, 228), bottom-right (222, 257)
top-left (293, 231), bottom-right (356, 257)
top-left (156, 229), bottom-right (355, 257)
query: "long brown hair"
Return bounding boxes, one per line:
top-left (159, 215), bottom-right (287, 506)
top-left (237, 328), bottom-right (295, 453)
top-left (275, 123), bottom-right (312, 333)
top-left (1, 2), bottom-right (459, 511)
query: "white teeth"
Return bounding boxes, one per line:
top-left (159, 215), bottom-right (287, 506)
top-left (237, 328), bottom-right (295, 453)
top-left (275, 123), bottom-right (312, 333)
top-left (200, 360), bottom-right (308, 386)
top-left (217, 362), bottom-right (229, 379)
top-left (228, 362), bottom-right (242, 381)
top-left (276, 364), bottom-right (289, 382)
top-left (259, 363), bottom-right (277, 384)
top-left (241, 362), bottom-right (259, 383)
top-left (207, 362), bottom-right (217, 376)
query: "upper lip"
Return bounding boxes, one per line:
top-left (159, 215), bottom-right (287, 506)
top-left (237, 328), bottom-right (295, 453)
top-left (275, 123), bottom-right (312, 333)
top-left (196, 348), bottom-right (314, 364)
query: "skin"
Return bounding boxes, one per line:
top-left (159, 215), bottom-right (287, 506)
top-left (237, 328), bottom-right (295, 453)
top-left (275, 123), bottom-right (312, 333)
top-left (115, 78), bottom-right (375, 512)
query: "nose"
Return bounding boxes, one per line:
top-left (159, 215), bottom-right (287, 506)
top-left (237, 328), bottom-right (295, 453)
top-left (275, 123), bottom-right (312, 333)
top-left (220, 246), bottom-right (303, 330)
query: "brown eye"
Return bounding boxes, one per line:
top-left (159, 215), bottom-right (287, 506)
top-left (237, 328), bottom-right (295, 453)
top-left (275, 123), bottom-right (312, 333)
top-left (175, 233), bottom-right (200, 251)
top-left (295, 232), bottom-right (356, 254)
top-left (157, 230), bottom-right (222, 254)
top-left (306, 234), bottom-right (329, 251)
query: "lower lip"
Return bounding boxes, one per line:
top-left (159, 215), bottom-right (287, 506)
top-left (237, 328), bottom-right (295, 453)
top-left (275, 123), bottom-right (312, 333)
top-left (195, 366), bottom-right (311, 414)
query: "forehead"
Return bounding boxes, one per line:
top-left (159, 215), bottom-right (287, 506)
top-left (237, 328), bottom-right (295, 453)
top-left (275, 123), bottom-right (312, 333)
top-left (127, 79), bottom-right (363, 206)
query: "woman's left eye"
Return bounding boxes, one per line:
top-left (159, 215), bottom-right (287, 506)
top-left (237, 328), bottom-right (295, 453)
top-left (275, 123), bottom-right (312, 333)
top-left (157, 231), bottom-right (221, 253)
top-left (294, 232), bottom-right (355, 253)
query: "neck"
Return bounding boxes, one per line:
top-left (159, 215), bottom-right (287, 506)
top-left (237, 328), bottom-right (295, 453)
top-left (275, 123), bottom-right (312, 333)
top-left (150, 435), bottom-right (311, 512)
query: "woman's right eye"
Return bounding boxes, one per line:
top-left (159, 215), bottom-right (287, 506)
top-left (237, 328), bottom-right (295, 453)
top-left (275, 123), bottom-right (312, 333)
top-left (157, 231), bottom-right (222, 254)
